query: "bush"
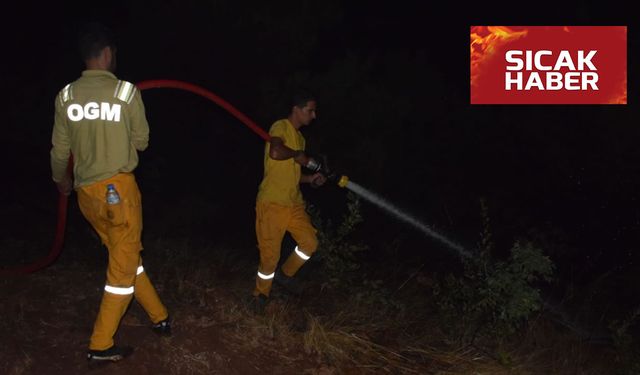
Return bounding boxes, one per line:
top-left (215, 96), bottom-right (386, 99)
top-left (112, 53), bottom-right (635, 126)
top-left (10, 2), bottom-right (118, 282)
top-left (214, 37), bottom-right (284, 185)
top-left (609, 305), bottom-right (640, 374)
top-left (434, 200), bottom-right (554, 343)
top-left (308, 191), bottom-right (368, 285)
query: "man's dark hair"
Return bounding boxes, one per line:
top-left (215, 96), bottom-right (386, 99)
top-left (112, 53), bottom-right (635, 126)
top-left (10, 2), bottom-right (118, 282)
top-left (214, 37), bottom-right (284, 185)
top-left (291, 89), bottom-right (316, 109)
top-left (77, 22), bottom-right (116, 61)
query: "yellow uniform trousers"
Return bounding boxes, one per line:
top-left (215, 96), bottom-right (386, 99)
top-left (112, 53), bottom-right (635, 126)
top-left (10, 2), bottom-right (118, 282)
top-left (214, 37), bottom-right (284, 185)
top-left (77, 173), bottom-right (167, 350)
top-left (254, 201), bottom-right (318, 297)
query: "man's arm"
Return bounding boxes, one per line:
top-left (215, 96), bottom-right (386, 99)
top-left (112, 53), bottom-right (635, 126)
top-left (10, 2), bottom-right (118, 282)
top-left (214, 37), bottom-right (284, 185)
top-left (129, 90), bottom-right (150, 151)
top-left (50, 98), bottom-right (72, 195)
top-left (269, 136), bottom-right (325, 173)
top-left (268, 137), bottom-right (309, 164)
top-left (269, 137), bottom-right (325, 186)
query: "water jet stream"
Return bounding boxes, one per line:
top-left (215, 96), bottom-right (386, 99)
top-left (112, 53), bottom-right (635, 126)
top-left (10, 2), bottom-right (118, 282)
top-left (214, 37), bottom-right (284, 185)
top-left (343, 180), bottom-right (471, 258)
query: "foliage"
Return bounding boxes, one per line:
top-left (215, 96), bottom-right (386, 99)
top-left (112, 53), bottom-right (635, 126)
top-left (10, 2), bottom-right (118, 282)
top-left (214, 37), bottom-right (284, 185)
top-left (308, 191), bottom-right (368, 284)
top-left (434, 200), bottom-right (555, 343)
top-left (610, 305), bottom-right (640, 347)
top-left (609, 305), bottom-right (640, 374)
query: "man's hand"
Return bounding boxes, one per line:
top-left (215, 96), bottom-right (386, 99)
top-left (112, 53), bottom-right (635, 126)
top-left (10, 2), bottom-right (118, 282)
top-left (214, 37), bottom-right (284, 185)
top-left (55, 175), bottom-right (73, 196)
top-left (294, 152), bottom-right (322, 172)
top-left (310, 173), bottom-right (327, 188)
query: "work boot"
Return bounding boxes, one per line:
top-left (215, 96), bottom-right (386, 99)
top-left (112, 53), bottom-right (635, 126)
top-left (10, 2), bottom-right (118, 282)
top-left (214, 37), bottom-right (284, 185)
top-left (87, 345), bottom-right (133, 368)
top-left (274, 272), bottom-right (303, 296)
top-left (248, 294), bottom-right (269, 315)
top-left (152, 316), bottom-right (172, 337)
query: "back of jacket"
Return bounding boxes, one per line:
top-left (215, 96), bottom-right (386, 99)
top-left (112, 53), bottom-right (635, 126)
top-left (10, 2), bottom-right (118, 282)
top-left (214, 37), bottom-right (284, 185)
top-left (50, 70), bottom-right (149, 188)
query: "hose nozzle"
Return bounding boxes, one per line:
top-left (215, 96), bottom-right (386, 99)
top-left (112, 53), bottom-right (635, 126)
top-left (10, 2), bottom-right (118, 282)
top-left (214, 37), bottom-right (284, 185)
top-left (306, 154), bottom-right (348, 188)
top-left (337, 175), bottom-right (349, 188)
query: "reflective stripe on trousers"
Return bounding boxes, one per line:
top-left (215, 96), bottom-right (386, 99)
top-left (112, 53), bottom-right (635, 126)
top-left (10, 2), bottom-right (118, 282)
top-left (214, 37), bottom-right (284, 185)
top-left (77, 173), bottom-right (167, 350)
top-left (254, 201), bottom-right (318, 297)
top-left (103, 266), bottom-right (144, 294)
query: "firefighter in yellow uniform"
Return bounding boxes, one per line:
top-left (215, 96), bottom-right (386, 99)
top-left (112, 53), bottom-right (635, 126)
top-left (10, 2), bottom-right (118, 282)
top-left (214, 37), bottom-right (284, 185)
top-left (252, 91), bottom-right (327, 311)
top-left (50, 23), bottom-right (170, 364)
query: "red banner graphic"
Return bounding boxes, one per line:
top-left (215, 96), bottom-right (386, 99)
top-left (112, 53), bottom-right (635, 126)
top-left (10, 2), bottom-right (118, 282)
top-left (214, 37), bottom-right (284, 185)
top-left (470, 26), bottom-right (627, 104)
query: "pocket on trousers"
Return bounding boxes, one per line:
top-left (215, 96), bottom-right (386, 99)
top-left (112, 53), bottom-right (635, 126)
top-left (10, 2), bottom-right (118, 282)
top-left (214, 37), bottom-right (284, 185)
top-left (104, 203), bottom-right (125, 226)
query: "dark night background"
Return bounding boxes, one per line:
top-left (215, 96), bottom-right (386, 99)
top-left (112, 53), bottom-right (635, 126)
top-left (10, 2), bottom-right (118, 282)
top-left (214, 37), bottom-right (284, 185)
top-left (1, 0), bottom-right (639, 358)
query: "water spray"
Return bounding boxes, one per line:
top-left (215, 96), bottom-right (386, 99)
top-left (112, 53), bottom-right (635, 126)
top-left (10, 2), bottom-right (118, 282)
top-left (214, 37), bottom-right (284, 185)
top-left (304, 153), bottom-right (468, 257)
top-left (318, 161), bottom-right (470, 258)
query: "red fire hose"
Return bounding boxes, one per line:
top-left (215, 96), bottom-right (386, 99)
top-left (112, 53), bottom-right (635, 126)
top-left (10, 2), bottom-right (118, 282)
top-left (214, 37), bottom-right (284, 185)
top-left (137, 80), bottom-right (270, 141)
top-left (1, 79), bottom-right (270, 276)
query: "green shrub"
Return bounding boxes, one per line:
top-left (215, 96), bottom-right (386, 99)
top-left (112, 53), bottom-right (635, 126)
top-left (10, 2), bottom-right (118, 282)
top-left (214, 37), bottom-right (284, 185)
top-left (308, 192), bottom-right (368, 284)
top-left (434, 200), bottom-right (554, 343)
top-left (609, 305), bottom-right (640, 374)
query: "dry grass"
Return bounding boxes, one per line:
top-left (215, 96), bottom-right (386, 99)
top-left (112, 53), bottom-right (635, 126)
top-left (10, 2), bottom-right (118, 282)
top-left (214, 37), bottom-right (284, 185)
top-left (300, 304), bottom-right (509, 374)
top-left (298, 309), bottom-right (621, 374)
top-left (304, 315), bottom-right (421, 373)
top-left (162, 342), bottom-right (229, 374)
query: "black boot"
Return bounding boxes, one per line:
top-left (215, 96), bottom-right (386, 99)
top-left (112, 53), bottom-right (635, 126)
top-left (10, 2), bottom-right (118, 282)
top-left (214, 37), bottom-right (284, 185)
top-left (274, 272), bottom-right (303, 296)
top-left (152, 316), bottom-right (172, 337)
top-left (87, 345), bottom-right (134, 368)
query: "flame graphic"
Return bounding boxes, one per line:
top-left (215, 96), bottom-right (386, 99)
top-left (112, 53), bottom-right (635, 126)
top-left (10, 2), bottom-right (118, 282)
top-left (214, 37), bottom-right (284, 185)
top-left (609, 76), bottom-right (627, 104)
top-left (609, 26), bottom-right (628, 104)
top-left (470, 26), bottom-right (528, 90)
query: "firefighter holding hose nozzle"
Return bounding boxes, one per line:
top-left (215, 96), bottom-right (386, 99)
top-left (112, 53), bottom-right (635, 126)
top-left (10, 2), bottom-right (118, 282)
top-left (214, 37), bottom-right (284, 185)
top-left (250, 90), bottom-right (326, 313)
